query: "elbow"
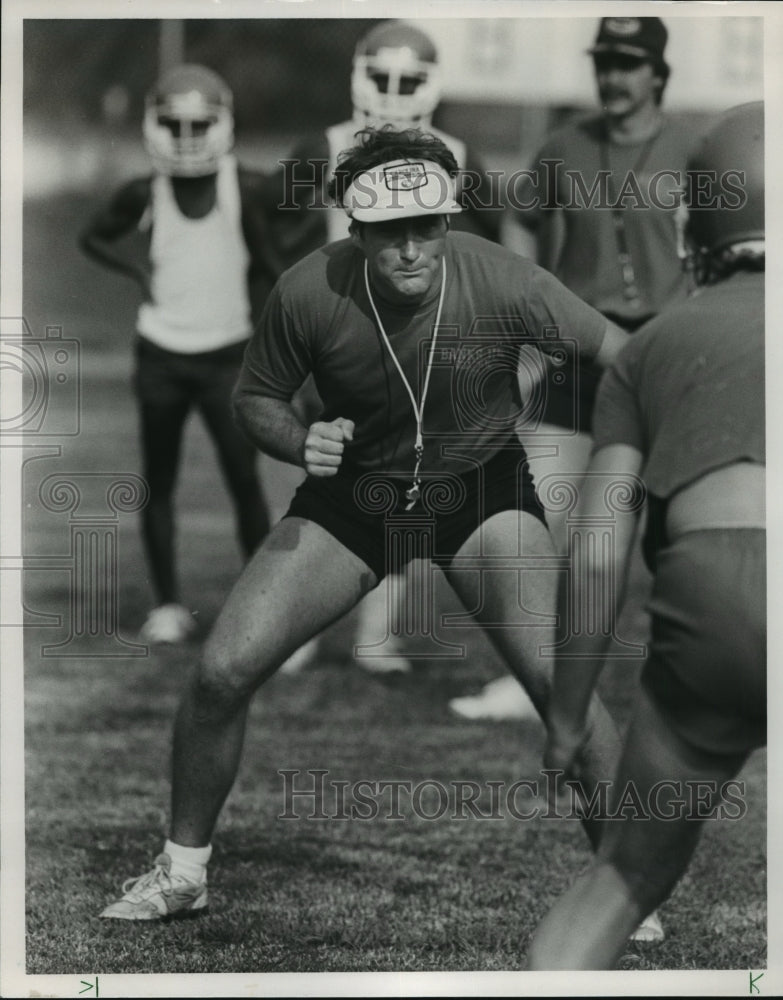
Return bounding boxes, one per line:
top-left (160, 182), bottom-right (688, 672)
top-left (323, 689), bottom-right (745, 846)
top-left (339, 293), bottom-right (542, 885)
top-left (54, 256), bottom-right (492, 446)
top-left (595, 321), bottom-right (631, 369)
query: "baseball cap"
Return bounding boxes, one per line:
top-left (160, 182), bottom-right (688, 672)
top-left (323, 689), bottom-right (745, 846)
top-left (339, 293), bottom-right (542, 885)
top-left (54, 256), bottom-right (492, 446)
top-left (589, 17), bottom-right (668, 63)
top-left (342, 158), bottom-right (462, 222)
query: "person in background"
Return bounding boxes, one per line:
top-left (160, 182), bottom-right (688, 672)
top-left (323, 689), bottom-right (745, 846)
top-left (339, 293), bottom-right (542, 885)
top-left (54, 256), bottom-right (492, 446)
top-left (80, 64), bottom-right (278, 643)
top-left (528, 101), bottom-right (765, 969)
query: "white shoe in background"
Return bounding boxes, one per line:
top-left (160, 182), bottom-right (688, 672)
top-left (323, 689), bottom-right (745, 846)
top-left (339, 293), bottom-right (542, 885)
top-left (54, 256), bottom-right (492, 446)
top-left (354, 651), bottom-right (413, 675)
top-left (449, 675), bottom-right (541, 721)
top-left (139, 604), bottom-right (197, 644)
top-left (352, 576), bottom-right (413, 674)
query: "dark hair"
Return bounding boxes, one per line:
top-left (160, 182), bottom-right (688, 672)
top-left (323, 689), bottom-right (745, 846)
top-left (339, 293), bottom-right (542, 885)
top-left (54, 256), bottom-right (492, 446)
top-left (327, 126), bottom-right (459, 205)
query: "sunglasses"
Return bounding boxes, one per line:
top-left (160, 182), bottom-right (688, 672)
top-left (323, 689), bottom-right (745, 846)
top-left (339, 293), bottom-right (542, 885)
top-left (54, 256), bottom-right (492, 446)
top-left (593, 52), bottom-right (651, 74)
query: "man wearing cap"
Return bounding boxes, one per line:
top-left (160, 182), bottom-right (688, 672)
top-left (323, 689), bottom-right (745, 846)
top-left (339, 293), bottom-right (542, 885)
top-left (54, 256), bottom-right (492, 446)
top-left (497, 15), bottom-right (691, 549)
top-left (99, 127), bottom-right (632, 922)
top-left (509, 17), bottom-right (691, 405)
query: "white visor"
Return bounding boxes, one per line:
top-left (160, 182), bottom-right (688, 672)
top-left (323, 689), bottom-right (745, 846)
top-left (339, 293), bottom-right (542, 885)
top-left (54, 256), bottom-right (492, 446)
top-left (342, 159), bottom-right (462, 222)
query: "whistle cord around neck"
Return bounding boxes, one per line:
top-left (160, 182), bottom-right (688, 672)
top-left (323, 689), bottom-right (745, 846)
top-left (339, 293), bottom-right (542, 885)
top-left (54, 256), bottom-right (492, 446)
top-left (600, 127), bottom-right (661, 308)
top-left (363, 257), bottom-right (447, 510)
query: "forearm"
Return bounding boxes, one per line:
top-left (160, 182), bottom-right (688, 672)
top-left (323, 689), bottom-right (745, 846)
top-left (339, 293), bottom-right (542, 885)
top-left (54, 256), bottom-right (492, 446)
top-left (80, 233), bottom-right (150, 288)
top-left (549, 498), bottom-right (637, 733)
top-left (232, 391), bottom-right (308, 467)
top-left (536, 209), bottom-right (565, 274)
top-left (549, 571), bottom-right (612, 734)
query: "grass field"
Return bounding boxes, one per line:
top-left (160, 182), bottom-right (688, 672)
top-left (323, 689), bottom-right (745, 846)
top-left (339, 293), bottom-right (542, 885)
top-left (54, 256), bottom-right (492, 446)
top-left (19, 192), bottom-right (767, 978)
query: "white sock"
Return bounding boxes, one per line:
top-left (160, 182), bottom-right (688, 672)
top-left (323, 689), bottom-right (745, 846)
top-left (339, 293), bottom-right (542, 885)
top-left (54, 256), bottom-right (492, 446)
top-left (164, 839), bottom-right (212, 882)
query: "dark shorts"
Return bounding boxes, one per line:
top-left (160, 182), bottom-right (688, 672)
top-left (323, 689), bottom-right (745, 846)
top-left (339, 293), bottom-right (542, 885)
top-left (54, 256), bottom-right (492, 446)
top-left (133, 336), bottom-right (248, 405)
top-left (284, 442), bottom-right (548, 580)
top-left (642, 529), bottom-right (766, 756)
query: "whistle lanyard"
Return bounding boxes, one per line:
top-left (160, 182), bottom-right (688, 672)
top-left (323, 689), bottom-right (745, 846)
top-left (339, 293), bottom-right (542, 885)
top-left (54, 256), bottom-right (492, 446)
top-left (363, 258), bottom-right (447, 510)
top-left (599, 129), bottom-right (660, 309)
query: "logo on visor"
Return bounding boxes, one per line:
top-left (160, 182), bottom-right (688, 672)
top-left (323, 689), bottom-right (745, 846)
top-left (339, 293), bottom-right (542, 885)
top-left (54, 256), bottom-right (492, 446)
top-left (383, 161), bottom-right (428, 191)
top-left (604, 18), bottom-right (642, 37)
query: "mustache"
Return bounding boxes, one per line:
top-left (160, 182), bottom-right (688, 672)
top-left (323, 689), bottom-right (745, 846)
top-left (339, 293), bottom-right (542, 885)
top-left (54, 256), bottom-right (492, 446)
top-left (601, 88), bottom-right (631, 100)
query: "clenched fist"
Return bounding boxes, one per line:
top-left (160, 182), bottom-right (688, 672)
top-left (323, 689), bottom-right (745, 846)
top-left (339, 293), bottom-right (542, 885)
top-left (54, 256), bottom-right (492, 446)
top-left (303, 417), bottom-right (355, 477)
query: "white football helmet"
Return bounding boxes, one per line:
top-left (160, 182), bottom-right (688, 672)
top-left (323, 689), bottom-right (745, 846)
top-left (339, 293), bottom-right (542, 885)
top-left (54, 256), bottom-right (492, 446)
top-left (351, 21), bottom-right (442, 129)
top-left (143, 64), bottom-right (234, 177)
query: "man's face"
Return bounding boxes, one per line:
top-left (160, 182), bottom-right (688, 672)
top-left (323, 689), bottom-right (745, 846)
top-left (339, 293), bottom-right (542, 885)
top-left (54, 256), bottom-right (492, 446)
top-left (593, 52), bottom-right (662, 118)
top-left (353, 215), bottom-right (449, 304)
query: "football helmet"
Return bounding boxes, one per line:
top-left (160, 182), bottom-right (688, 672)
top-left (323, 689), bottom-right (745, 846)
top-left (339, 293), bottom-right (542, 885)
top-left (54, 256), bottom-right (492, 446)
top-left (685, 101), bottom-right (764, 254)
top-left (351, 21), bottom-right (442, 129)
top-left (143, 64), bottom-right (234, 177)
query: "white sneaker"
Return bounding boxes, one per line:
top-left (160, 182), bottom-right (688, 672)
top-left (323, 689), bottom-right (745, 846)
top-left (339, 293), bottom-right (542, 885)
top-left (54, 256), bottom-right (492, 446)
top-left (449, 675), bottom-right (541, 721)
top-left (100, 853), bottom-right (207, 921)
top-left (354, 652), bottom-right (412, 675)
top-left (630, 910), bottom-right (665, 943)
top-left (139, 604), bottom-right (197, 644)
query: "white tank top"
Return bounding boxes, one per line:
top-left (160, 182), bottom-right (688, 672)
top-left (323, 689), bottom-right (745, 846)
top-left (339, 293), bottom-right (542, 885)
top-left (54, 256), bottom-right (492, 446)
top-left (324, 120), bottom-right (468, 244)
top-left (137, 155), bottom-right (251, 353)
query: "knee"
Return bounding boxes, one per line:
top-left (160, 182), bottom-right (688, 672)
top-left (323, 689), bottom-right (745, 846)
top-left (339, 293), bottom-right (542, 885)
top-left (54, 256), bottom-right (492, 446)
top-left (604, 859), bottom-right (666, 918)
top-left (597, 831), bottom-right (685, 915)
top-left (190, 644), bottom-right (255, 720)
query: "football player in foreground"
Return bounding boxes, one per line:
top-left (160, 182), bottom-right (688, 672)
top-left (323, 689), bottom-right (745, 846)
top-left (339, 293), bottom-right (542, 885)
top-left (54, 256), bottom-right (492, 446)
top-left (528, 101), bottom-right (765, 969)
top-left (80, 64), bottom-right (277, 643)
top-left (273, 18), bottom-right (503, 676)
top-left (100, 125), bottom-right (634, 921)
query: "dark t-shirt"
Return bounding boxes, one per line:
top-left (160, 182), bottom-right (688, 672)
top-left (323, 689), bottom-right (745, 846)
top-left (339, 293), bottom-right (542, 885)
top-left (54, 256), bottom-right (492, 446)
top-left (516, 113), bottom-right (692, 323)
top-left (238, 231), bottom-right (607, 477)
top-left (592, 270), bottom-right (764, 498)
top-left (514, 113), bottom-right (693, 430)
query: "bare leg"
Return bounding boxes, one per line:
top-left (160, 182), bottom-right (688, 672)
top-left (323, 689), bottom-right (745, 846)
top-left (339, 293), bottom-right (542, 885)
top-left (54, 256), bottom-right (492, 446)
top-left (444, 510), bottom-right (623, 848)
top-left (170, 517), bottom-right (377, 846)
top-left (528, 684), bottom-right (750, 969)
top-left (517, 420), bottom-right (593, 555)
top-left (448, 424), bottom-right (594, 718)
top-left (352, 573), bottom-right (413, 673)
